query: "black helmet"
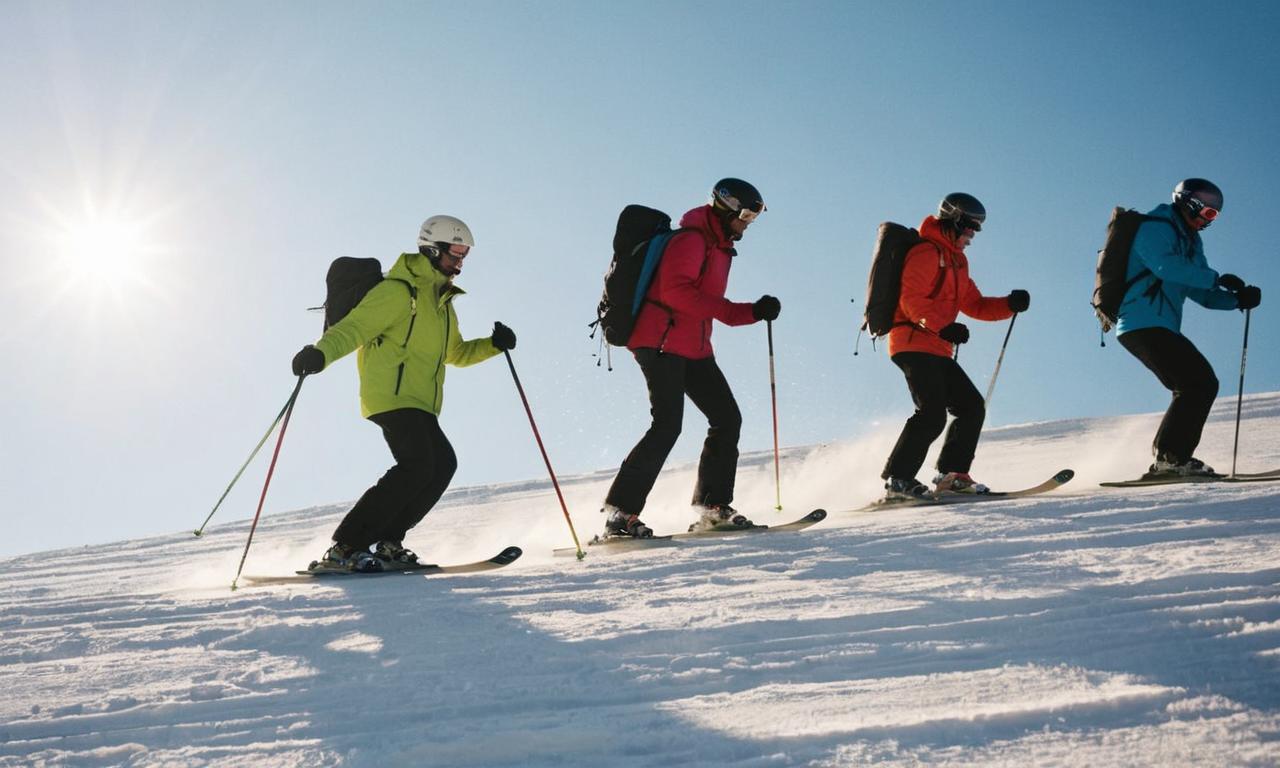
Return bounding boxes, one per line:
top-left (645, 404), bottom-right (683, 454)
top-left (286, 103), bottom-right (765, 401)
top-left (937, 192), bottom-right (986, 232)
top-left (1173, 178), bottom-right (1223, 222)
top-left (711, 178), bottom-right (766, 217)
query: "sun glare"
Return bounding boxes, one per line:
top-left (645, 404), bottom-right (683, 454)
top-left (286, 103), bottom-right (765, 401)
top-left (52, 207), bottom-right (158, 294)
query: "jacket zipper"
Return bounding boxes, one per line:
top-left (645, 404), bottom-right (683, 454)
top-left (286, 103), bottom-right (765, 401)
top-left (435, 303), bottom-right (450, 405)
top-left (393, 286), bottom-right (420, 396)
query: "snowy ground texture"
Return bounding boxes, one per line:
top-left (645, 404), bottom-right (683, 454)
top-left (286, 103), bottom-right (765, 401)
top-left (4, 394), bottom-right (1280, 767)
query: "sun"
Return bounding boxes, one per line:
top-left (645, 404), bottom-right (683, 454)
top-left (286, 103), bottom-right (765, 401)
top-left (50, 204), bottom-right (160, 297)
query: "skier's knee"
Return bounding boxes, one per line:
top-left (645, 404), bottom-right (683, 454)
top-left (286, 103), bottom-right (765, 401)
top-left (912, 407), bottom-right (948, 436)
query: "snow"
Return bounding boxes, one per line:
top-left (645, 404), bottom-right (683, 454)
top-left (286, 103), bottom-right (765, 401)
top-left (3, 395), bottom-right (1280, 767)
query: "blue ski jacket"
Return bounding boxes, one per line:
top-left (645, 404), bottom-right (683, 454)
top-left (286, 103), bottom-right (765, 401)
top-left (1115, 203), bottom-right (1238, 336)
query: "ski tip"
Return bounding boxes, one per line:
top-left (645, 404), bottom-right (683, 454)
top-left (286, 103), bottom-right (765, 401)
top-left (808, 508), bottom-right (828, 522)
top-left (1054, 469), bottom-right (1075, 483)
top-left (491, 546), bottom-right (523, 565)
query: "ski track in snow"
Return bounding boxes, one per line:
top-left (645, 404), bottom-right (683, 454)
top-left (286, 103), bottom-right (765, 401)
top-left (3, 395), bottom-right (1280, 766)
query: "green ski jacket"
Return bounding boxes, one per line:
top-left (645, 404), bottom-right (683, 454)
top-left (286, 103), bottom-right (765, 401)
top-left (313, 252), bottom-right (500, 418)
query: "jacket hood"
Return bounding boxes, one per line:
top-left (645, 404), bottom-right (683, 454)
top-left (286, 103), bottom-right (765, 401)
top-left (918, 215), bottom-right (963, 255)
top-left (680, 205), bottom-right (734, 250)
top-left (388, 252), bottom-right (464, 296)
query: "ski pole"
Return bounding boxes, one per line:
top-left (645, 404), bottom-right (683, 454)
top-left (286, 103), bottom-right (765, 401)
top-left (767, 320), bottom-right (783, 511)
top-left (984, 314), bottom-right (1019, 407)
top-left (195, 389), bottom-right (299, 536)
top-left (1231, 308), bottom-right (1251, 477)
top-left (230, 375), bottom-right (305, 590)
top-left (504, 350), bottom-right (585, 560)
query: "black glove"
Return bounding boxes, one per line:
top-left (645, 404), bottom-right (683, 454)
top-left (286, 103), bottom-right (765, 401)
top-left (491, 321), bottom-right (517, 351)
top-left (1217, 273), bottom-right (1246, 293)
top-left (938, 322), bottom-right (970, 345)
top-left (291, 345), bottom-right (325, 376)
top-left (1007, 289), bottom-right (1030, 313)
top-left (752, 295), bottom-right (781, 321)
top-left (1236, 285), bottom-right (1262, 310)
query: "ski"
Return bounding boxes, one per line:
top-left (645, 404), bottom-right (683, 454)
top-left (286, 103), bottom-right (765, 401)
top-left (553, 509), bottom-right (829, 557)
top-left (670, 508), bottom-right (828, 539)
top-left (240, 546), bottom-right (523, 585)
top-left (854, 469), bottom-right (1075, 512)
top-left (554, 534), bottom-right (677, 557)
top-left (1101, 469), bottom-right (1280, 487)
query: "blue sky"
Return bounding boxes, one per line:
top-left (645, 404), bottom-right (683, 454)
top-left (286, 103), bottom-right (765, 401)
top-left (2, 1), bottom-right (1278, 558)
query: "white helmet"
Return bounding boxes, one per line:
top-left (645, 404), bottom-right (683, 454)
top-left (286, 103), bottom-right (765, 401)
top-left (417, 215), bottom-right (474, 251)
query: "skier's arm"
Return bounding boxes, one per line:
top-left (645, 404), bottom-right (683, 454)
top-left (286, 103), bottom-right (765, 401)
top-left (444, 306), bottom-right (503, 367)
top-left (313, 281), bottom-right (410, 366)
top-left (1131, 222), bottom-right (1219, 290)
top-left (958, 275), bottom-right (1016, 322)
top-left (654, 233), bottom-right (756, 326)
top-left (1186, 285), bottom-right (1242, 310)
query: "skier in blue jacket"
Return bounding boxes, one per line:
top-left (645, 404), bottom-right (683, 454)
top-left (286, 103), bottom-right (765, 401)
top-left (1117, 178), bottom-right (1261, 478)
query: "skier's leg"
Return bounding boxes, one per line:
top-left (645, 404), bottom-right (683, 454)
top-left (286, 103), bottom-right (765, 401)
top-left (331, 408), bottom-right (435, 549)
top-left (1119, 328), bottom-right (1219, 462)
top-left (882, 352), bottom-right (949, 480)
top-left (604, 349), bottom-right (688, 513)
top-left (684, 356), bottom-right (742, 507)
top-left (936, 359), bottom-right (986, 473)
top-left (380, 413), bottom-right (457, 543)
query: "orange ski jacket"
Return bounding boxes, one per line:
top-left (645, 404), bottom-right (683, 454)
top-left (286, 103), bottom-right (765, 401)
top-left (886, 215), bottom-right (1014, 358)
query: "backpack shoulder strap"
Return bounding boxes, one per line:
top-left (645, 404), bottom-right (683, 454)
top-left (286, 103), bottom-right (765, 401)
top-left (924, 243), bottom-right (948, 299)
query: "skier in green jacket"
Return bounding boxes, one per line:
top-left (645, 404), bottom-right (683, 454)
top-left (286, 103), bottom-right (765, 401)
top-left (291, 215), bottom-right (516, 572)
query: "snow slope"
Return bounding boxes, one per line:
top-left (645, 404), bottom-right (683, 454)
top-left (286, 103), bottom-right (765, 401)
top-left (3, 395), bottom-right (1280, 767)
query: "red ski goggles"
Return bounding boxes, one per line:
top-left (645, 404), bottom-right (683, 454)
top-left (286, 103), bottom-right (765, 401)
top-left (1184, 196), bottom-right (1220, 222)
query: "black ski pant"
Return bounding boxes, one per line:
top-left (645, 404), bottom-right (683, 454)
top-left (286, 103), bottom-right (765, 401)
top-left (332, 408), bottom-right (457, 549)
top-left (882, 352), bottom-right (985, 481)
top-left (605, 349), bottom-right (742, 514)
top-left (1118, 327), bottom-right (1219, 463)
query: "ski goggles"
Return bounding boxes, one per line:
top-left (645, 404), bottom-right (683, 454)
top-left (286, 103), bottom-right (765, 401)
top-left (1185, 197), bottom-right (1220, 222)
top-left (737, 206), bottom-right (764, 223)
top-left (958, 216), bottom-right (983, 233)
top-left (445, 243), bottom-right (471, 257)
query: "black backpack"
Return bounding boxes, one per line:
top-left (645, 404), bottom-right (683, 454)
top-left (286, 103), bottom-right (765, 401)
top-left (861, 222), bottom-right (944, 337)
top-left (1092, 208), bottom-right (1170, 333)
top-left (322, 257), bottom-right (417, 340)
top-left (594, 205), bottom-right (690, 346)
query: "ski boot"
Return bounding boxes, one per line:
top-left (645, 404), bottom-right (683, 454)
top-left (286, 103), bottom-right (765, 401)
top-left (932, 471), bottom-right (989, 495)
top-left (689, 504), bottom-right (752, 533)
top-left (884, 477), bottom-right (934, 501)
top-left (311, 542), bottom-right (383, 573)
top-left (373, 540), bottom-right (423, 567)
top-left (1146, 456), bottom-right (1217, 478)
top-left (601, 505), bottom-right (653, 539)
